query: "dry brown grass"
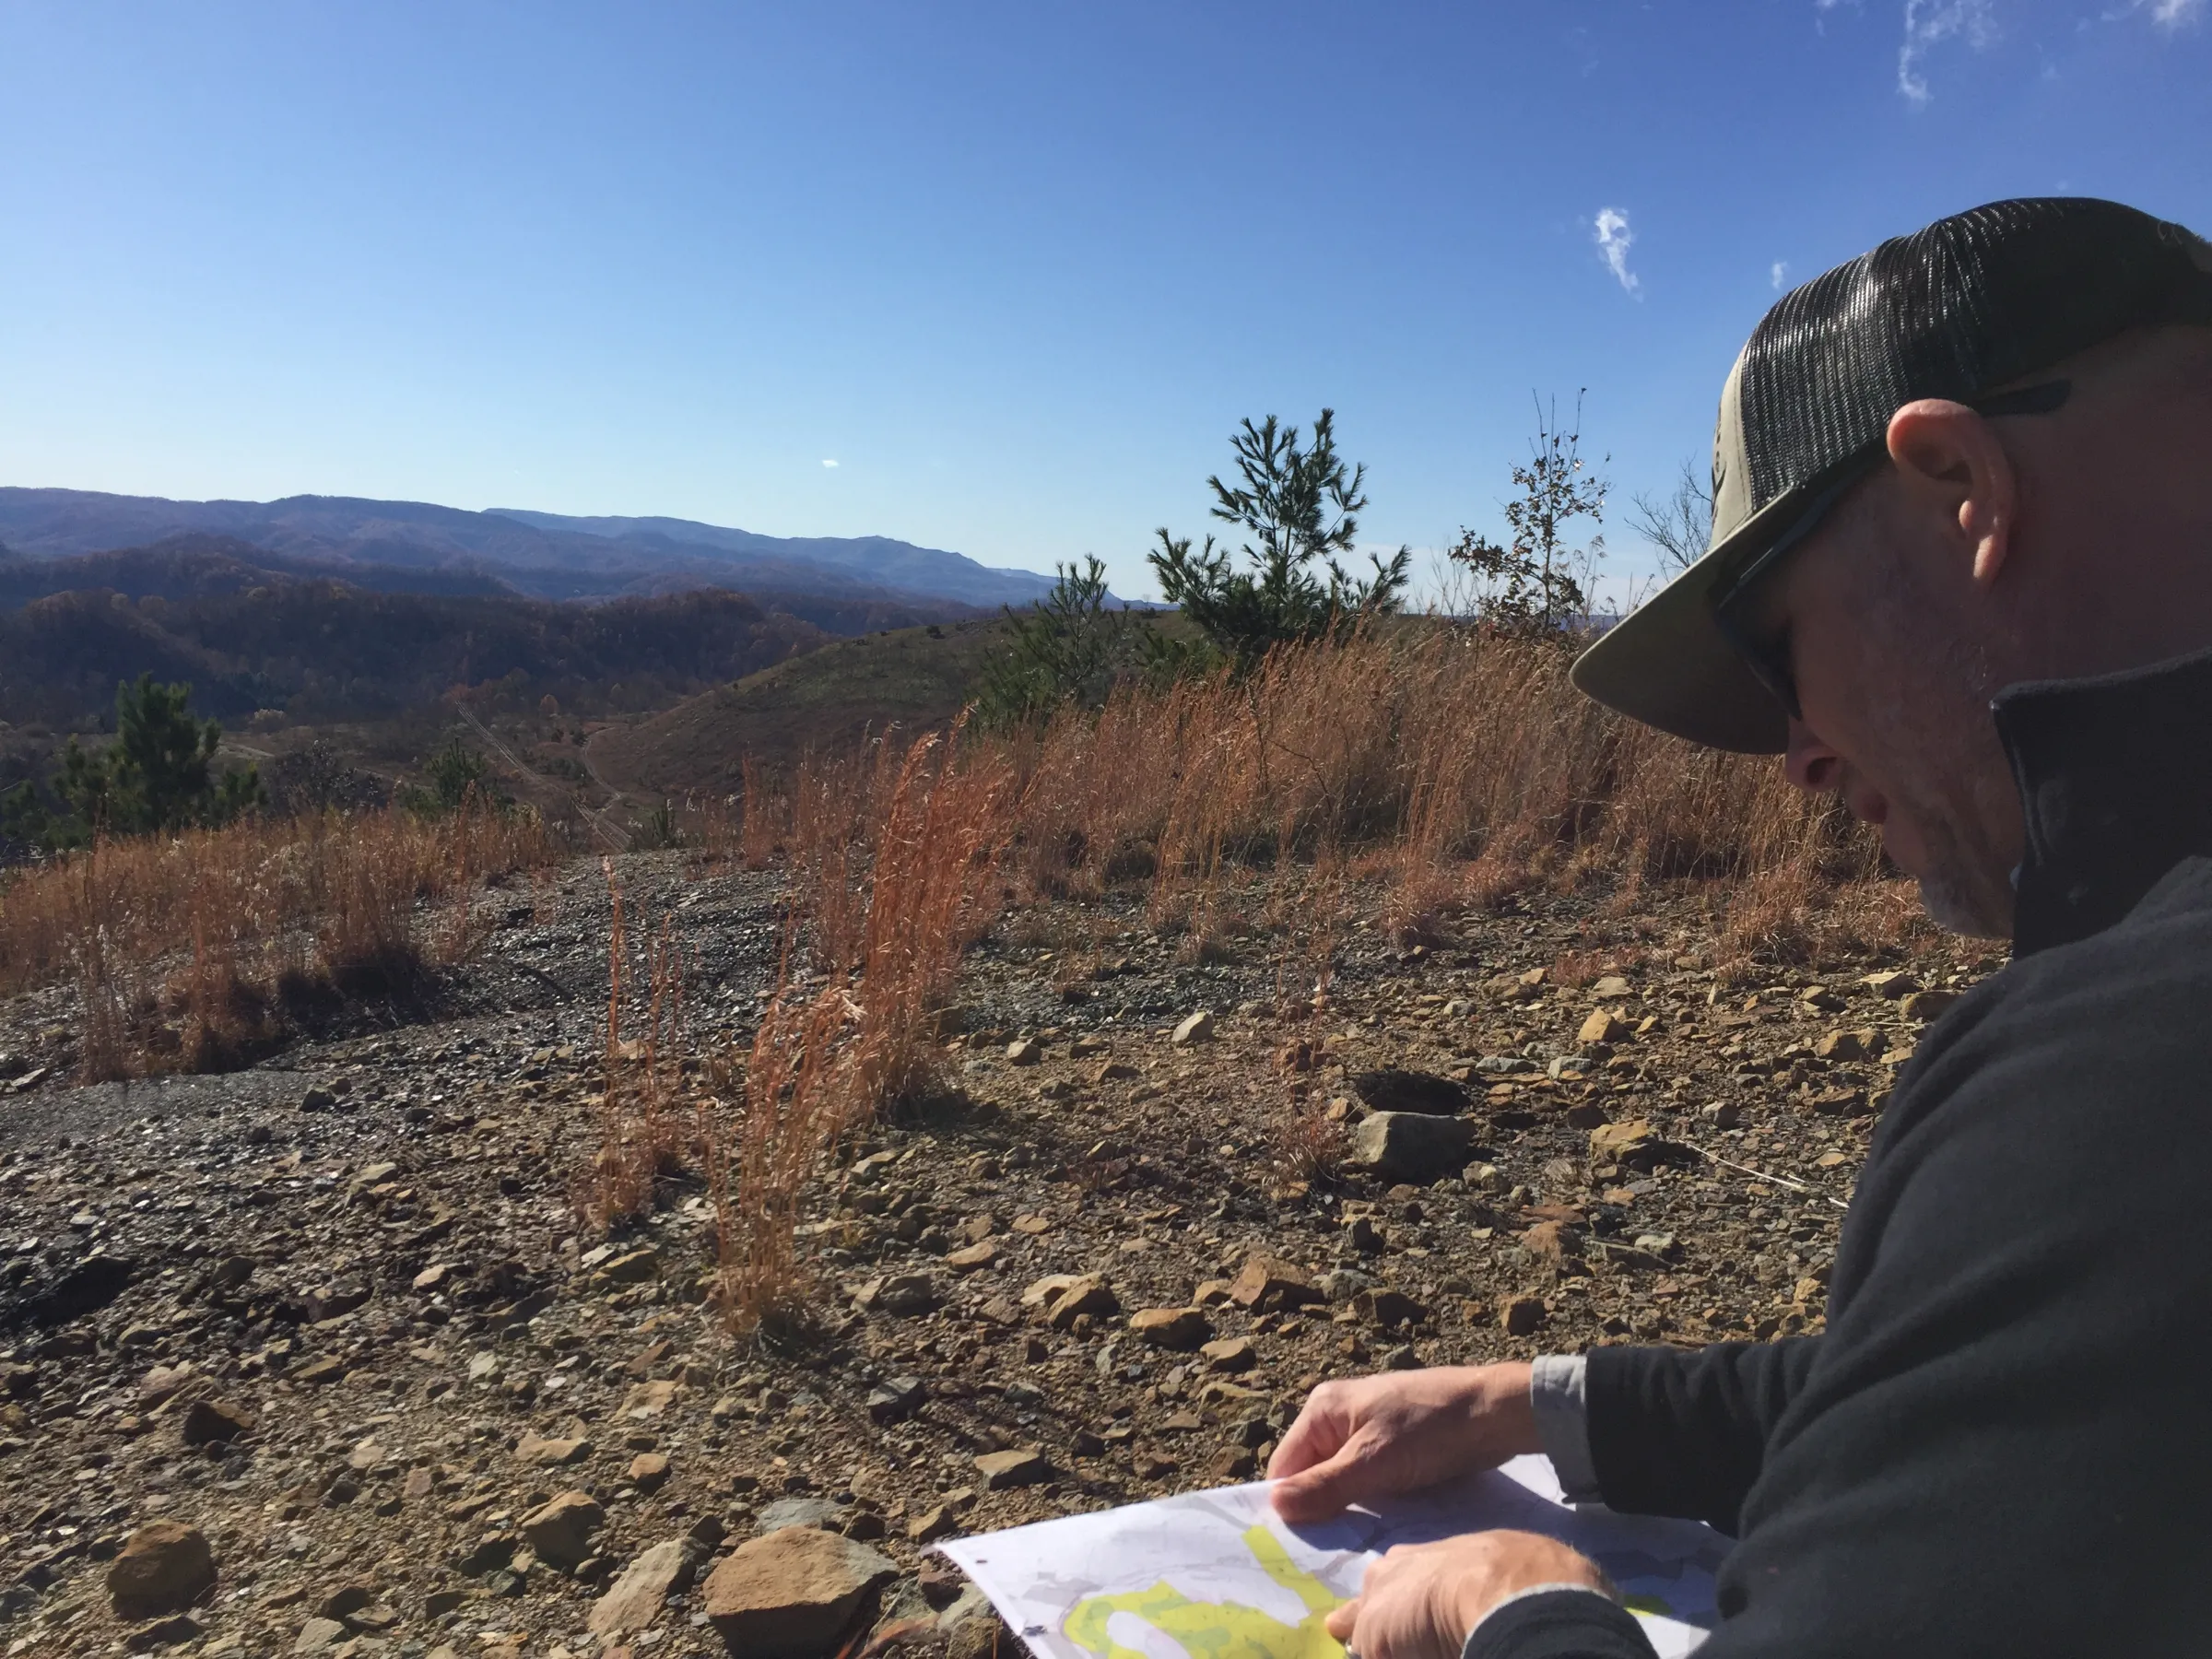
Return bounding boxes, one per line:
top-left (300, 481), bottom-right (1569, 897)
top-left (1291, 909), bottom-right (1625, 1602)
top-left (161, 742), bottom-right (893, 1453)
top-left (700, 986), bottom-right (850, 1336)
top-left (0, 803), bottom-right (557, 1078)
top-left (671, 631), bottom-right (1916, 1334)
top-left (574, 860), bottom-right (694, 1231)
top-left (997, 628), bottom-right (1874, 921)
top-left (689, 726), bottom-right (1019, 1338)
top-left (737, 629), bottom-right (1849, 959)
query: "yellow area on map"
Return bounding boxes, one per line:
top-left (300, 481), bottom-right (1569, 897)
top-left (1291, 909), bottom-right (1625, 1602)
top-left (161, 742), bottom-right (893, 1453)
top-left (1063, 1522), bottom-right (1347, 1659)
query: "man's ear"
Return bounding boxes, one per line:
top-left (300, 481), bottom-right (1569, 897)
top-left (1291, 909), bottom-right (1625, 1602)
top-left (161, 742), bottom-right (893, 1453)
top-left (1885, 399), bottom-right (2017, 587)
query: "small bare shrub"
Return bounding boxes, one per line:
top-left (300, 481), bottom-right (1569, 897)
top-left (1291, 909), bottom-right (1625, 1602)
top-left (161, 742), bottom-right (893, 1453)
top-left (1271, 1098), bottom-right (1347, 1189)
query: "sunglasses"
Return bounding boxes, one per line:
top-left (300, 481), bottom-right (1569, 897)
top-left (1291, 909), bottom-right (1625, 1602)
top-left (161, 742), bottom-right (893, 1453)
top-left (1707, 378), bottom-right (2074, 722)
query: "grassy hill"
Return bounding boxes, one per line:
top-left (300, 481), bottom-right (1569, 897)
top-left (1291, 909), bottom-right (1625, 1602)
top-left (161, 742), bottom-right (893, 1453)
top-left (585, 617), bottom-right (1010, 798)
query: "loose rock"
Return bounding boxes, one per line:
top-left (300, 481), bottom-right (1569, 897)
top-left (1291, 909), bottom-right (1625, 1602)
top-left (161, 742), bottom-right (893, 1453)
top-left (1128, 1306), bottom-right (1211, 1349)
top-left (1228, 1255), bottom-right (1322, 1312)
top-left (975, 1448), bottom-right (1051, 1489)
top-left (107, 1521), bottom-right (216, 1618)
top-left (1347, 1112), bottom-right (1477, 1182)
top-left (516, 1430), bottom-right (594, 1466)
top-left (519, 1489), bottom-right (606, 1571)
top-left (1171, 1011), bottom-right (1216, 1046)
top-left (588, 1538), bottom-right (699, 1637)
top-left (702, 1526), bottom-right (898, 1659)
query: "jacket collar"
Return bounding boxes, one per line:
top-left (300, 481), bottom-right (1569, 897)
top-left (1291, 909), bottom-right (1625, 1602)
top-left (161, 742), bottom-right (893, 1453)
top-left (1994, 643), bottom-right (2212, 957)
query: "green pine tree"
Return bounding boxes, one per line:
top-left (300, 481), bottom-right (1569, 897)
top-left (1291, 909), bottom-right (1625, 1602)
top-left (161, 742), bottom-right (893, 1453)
top-left (1148, 409), bottom-right (1411, 667)
top-left (1, 675), bottom-right (263, 852)
top-left (977, 557), bottom-right (1152, 728)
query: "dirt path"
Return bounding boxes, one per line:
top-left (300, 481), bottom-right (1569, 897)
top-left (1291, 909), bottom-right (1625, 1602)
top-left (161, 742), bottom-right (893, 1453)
top-left (454, 703), bottom-right (629, 853)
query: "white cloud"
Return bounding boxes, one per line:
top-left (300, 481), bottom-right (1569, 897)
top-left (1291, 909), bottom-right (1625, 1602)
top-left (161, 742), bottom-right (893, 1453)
top-left (1594, 207), bottom-right (1641, 296)
top-left (2095, 0), bottom-right (2201, 29)
top-left (1771, 261), bottom-right (1791, 289)
top-left (820, 458), bottom-right (840, 468)
top-left (1898, 0), bottom-right (1997, 104)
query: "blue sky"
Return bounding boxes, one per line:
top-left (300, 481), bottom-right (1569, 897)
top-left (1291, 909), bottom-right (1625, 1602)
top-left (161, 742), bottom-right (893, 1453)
top-left (3, 1), bottom-right (2206, 601)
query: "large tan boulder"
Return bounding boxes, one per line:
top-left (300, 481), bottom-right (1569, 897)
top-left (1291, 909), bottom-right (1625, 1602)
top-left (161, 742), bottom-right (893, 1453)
top-left (702, 1526), bottom-right (898, 1657)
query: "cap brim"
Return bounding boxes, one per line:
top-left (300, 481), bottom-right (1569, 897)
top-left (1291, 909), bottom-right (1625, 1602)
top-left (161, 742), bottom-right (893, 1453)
top-left (1569, 479), bottom-right (1831, 756)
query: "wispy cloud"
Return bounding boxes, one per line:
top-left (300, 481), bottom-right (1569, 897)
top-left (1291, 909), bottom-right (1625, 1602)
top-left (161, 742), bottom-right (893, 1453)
top-left (1594, 207), bottom-right (1641, 296)
top-left (1898, 0), bottom-right (1997, 104)
top-left (1771, 261), bottom-right (1791, 289)
top-left (820, 458), bottom-right (840, 468)
top-left (2096, 0), bottom-right (2203, 30)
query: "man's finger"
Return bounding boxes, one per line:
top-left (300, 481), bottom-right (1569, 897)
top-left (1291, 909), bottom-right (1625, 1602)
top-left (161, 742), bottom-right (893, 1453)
top-left (1324, 1599), bottom-right (1359, 1641)
top-left (1265, 1401), bottom-right (1347, 1481)
top-left (1269, 1441), bottom-right (1379, 1522)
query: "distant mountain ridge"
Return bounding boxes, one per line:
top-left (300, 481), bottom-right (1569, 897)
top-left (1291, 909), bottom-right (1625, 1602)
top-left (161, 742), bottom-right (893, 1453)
top-left (0, 488), bottom-right (1061, 610)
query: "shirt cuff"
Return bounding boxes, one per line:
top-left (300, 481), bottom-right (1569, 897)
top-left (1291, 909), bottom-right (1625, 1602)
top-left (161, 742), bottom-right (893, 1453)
top-left (1460, 1586), bottom-right (1653, 1659)
top-left (1529, 1353), bottom-right (1603, 1504)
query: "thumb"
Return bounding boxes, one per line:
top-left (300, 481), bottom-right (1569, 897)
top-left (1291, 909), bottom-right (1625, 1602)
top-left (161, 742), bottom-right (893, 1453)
top-left (1267, 1404), bottom-right (1347, 1483)
top-left (1270, 1437), bottom-right (1378, 1523)
top-left (1325, 1599), bottom-right (1359, 1641)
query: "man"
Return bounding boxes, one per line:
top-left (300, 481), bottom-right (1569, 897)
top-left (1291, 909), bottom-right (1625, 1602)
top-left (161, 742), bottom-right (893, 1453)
top-left (1269, 197), bottom-right (2212, 1658)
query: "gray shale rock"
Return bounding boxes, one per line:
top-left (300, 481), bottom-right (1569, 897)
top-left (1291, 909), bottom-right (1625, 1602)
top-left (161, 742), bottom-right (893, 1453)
top-left (1347, 1112), bottom-right (1476, 1182)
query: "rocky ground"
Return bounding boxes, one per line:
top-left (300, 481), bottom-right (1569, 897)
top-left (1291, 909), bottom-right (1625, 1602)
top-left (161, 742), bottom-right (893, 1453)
top-left (0, 850), bottom-right (1994, 1658)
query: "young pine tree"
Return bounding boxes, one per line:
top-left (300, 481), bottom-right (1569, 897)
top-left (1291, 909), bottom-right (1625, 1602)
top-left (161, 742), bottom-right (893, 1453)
top-left (1149, 409), bottom-right (1411, 667)
top-left (976, 556), bottom-right (1151, 729)
top-left (1, 674), bottom-right (263, 851)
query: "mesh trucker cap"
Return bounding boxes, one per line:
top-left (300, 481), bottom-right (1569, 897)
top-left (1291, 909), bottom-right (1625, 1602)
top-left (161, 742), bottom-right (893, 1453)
top-left (1571, 197), bottom-right (2212, 755)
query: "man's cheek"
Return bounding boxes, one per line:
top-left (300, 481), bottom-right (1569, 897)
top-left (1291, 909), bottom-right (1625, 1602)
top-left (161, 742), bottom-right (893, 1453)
top-left (1874, 812), bottom-right (1929, 878)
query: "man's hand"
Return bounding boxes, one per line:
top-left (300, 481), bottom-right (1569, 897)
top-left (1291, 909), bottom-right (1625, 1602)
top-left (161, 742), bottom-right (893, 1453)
top-left (1267, 1364), bottom-right (1540, 1524)
top-left (1324, 1530), bottom-right (1612, 1659)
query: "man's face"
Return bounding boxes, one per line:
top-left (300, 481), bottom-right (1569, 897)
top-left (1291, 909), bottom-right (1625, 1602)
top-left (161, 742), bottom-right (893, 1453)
top-left (1747, 481), bottom-right (2027, 936)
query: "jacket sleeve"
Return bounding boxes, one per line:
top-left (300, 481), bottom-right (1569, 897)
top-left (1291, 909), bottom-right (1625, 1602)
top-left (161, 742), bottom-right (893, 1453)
top-left (1663, 873), bottom-right (2212, 1656)
top-left (1464, 1590), bottom-right (1658, 1659)
top-left (1583, 1337), bottom-right (1821, 1533)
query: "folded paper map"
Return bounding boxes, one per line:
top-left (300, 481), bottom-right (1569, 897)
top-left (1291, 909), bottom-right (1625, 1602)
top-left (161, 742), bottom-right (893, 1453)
top-left (939, 1453), bottom-right (1729, 1659)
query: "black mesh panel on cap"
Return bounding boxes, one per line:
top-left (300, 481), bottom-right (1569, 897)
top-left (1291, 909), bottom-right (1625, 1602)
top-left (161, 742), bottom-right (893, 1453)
top-left (1575, 195), bottom-right (2211, 756)
top-left (1734, 199), bottom-right (2212, 515)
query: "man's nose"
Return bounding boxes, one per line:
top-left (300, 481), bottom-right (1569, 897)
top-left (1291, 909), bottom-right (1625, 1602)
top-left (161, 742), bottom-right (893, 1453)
top-left (1783, 718), bottom-right (1842, 794)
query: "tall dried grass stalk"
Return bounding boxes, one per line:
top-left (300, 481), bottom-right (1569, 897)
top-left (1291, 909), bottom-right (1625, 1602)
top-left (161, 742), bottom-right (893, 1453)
top-left (838, 729), bottom-right (1017, 1119)
top-left (703, 725), bottom-right (1018, 1339)
top-left (577, 863), bottom-right (692, 1231)
top-left (737, 754), bottom-right (783, 870)
top-left (704, 984), bottom-right (850, 1336)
